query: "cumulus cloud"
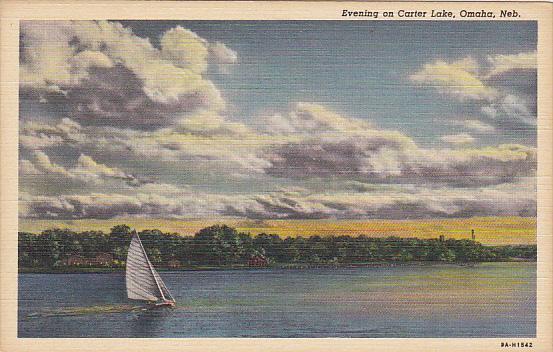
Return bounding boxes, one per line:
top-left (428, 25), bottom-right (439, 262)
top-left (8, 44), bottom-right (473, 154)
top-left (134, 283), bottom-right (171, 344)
top-left (25, 150), bottom-right (73, 178)
top-left (262, 105), bottom-right (535, 187)
top-left (485, 51), bottom-right (537, 78)
top-left (20, 150), bottom-right (146, 187)
top-left (410, 52), bottom-right (537, 129)
top-left (208, 42), bottom-right (238, 73)
top-left (267, 140), bottom-right (535, 187)
top-left (18, 98), bottom-right (537, 220)
top-left (20, 21), bottom-right (234, 129)
top-left (174, 110), bottom-right (252, 137)
top-left (160, 26), bottom-right (209, 74)
top-left (440, 133), bottom-right (475, 145)
top-left (409, 57), bottom-right (497, 101)
top-left (483, 94), bottom-right (536, 126)
top-left (72, 154), bottom-right (147, 186)
top-left (257, 102), bottom-right (375, 136)
top-left (17, 21), bottom-right (536, 221)
top-left (19, 114), bottom-right (270, 181)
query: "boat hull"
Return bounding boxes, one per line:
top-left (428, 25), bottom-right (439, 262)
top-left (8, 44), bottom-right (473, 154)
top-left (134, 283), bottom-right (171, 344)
top-left (150, 301), bottom-right (175, 309)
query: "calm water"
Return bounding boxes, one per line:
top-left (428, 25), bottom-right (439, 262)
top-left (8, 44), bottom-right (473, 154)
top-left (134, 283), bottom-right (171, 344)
top-left (18, 262), bottom-right (535, 338)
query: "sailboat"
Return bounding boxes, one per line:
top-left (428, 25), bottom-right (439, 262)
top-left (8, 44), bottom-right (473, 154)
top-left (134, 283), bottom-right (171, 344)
top-left (126, 232), bottom-right (176, 308)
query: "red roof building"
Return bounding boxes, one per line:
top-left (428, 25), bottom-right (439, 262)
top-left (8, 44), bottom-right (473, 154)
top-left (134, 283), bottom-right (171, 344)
top-left (248, 255), bottom-right (268, 267)
top-left (62, 253), bottom-right (114, 267)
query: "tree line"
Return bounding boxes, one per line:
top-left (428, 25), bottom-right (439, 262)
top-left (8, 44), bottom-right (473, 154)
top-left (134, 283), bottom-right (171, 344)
top-left (18, 224), bottom-right (537, 269)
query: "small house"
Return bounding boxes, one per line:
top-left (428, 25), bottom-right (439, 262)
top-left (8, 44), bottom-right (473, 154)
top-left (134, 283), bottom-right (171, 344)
top-left (167, 259), bottom-right (181, 269)
top-left (63, 253), bottom-right (114, 267)
top-left (248, 255), bottom-right (268, 267)
top-left (94, 253), bottom-right (114, 266)
top-left (64, 255), bottom-right (87, 266)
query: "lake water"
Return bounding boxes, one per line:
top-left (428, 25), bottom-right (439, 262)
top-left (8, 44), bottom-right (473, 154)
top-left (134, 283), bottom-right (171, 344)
top-left (18, 262), bottom-right (536, 338)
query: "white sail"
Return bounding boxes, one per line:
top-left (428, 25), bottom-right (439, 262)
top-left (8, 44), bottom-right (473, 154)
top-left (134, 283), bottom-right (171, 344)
top-left (126, 234), bottom-right (174, 303)
top-left (153, 267), bottom-right (175, 302)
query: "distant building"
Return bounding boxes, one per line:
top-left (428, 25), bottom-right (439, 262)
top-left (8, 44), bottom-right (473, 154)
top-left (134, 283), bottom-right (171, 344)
top-left (439, 235), bottom-right (445, 242)
top-left (248, 255), bottom-right (268, 267)
top-left (63, 253), bottom-right (114, 267)
top-left (94, 253), bottom-right (114, 266)
top-left (167, 259), bottom-right (181, 269)
top-left (64, 255), bottom-right (87, 266)
top-left (471, 229), bottom-right (476, 241)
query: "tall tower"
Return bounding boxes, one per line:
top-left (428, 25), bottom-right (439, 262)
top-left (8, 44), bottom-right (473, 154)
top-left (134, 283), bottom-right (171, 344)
top-left (471, 229), bottom-right (475, 241)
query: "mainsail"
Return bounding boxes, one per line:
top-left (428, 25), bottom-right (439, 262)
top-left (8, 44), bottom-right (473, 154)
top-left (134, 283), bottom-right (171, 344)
top-left (126, 233), bottom-right (175, 303)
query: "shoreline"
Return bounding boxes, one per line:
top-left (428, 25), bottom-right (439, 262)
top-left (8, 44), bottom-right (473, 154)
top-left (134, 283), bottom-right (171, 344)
top-left (18, 259), bottom-right (536, 274)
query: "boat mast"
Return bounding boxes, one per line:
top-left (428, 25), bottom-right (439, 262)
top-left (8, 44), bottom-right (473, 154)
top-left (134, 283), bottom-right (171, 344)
top-left (135, 233), bottom-right (167, 301)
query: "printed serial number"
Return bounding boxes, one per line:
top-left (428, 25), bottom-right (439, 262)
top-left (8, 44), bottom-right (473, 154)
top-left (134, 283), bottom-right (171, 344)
top-left (501, 342), bottom-right (533, 348)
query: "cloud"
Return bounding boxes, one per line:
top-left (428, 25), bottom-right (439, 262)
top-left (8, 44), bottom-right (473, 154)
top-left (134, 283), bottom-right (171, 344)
top-left (267, 137), bottom-right (407, 179)
top-left (19, 160), bottom-right (41, 175)
top-left (262, 106), bottom-right (535, 187)
top-left (20, 21), bottom-right (234, 130)
top-left (20, 178), bottom-right (536, 220)
top-left (222, 188), bottom-right (332, 220)
top-left (26, 150), bottom-right (73, 178)
top-left (267, 140), bottom-right (535, 187)
top-left (452, 119), bottom-right (495, 133)
top-left (20, 118), bottom-right (84, 150)
top-left (160, 26), bottom-right (209, 74)
top-left (223, 180), bottom-right (536, 220)
top-left (410, 52), bottom-right (537, 129)
top-left (69, 50), bottom-right (114, 71)
top-left (485, 51), bottom-right (537, 78)
top-left (72, 154), bottom-right (147, 186)
top-left (18, 96), bottom-right (537, 220)
top-left (208, 42), bottom-right (238, 73)
top-left (174, 110), bottom-right (252, 137)
top-left (487, 94), bottom-right (536, 126)
top-left (18, 113), bottom-right (271, 182)
top-left (257, 102), bottom-right (375, 136)
top-left (17, 21), bottom-right (537, 221)
top-left (20, 150), bottom-right (146, 187)
top-left (19, 185), bottom-right (238, 220)
top-left (20, 192), bottom-right (171, 219)
top-left (409, 57), bottom-right (497, 101)
top-left (440, 133), bottom-right (475, 145)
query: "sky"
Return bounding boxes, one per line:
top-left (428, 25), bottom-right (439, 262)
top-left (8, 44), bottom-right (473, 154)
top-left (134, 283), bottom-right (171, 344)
top-left (18, 20), bottom-right (537, 220)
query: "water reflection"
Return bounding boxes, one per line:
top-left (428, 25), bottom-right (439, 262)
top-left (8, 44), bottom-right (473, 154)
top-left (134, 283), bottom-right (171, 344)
top-left (131, 308), bottom-right (174, 337)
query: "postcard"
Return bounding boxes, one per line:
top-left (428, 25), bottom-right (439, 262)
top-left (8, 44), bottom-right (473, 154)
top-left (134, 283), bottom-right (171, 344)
top-left (1, 1), bottom-right (552, 351)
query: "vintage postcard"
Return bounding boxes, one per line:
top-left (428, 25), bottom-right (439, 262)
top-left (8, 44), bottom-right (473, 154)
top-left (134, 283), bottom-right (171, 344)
top-left (1, 1), bottom-right (552, 351)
